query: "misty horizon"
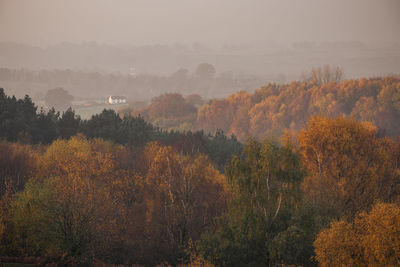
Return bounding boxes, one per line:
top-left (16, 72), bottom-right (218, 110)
top-left (0, 0), bottom-right (399, 102)
top-left (1, 0), bottom-right (400, 46)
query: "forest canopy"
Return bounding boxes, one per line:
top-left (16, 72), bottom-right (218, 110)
top-left (196, 75), bottom-right (400, 141)
top-left (0, 78), bottom-right (400, 266)
top-left (121, 75), bottom-right (400, 142)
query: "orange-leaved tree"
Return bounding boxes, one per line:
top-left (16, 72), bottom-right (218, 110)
top-left (141, 142), bottom-right (226, 265)
top-left (314, 202), bottom-right (400, 266)
top-left (7, 135), bottom-right (141, 263)
top-left (298, 116), bottom-right (399, 220)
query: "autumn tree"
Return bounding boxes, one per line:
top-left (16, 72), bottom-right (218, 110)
top-left (131, 93), bottom-right (197, 131)
top-left (147, 93), bottom-right (197, 120)
top-left (141, 142), bottom-right (226, 265)
top-left (298, 116), bottom-right (400, 220)
top-left (0, 143), bottom-right (37, 255)
top-left (314, 202), bottom-right (400, 266)
top-left (0, 142), bottom-right (37, 198)
top-left (6, 136), bottom-right (141, 264)
top-left (196, 99), bottom-right (235, 134)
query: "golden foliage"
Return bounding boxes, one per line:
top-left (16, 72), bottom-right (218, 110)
top-left (141, 142), bottom-right (226, 261)
top-left (314, 202), bottom-right (400, 266)
top-left (298, 116), bottom-right (399, 218)
top-left (196, 76), bottom-right (400, 142)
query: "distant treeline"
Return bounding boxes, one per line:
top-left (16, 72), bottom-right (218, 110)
top-left (0, 66), bottom-right (266, 100)
top-left (1, 41), bottom-right (400, 85)
top-left (123, 76), bottom-right (400, 141)
top-left (196, 76), bottom-right (400, 140)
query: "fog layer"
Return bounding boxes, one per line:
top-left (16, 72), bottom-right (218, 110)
top-left (1, 0), bottom-right (399, 46)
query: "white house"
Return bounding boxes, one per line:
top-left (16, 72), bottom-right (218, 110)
top-left (108, 96), bottom-right (127, 104)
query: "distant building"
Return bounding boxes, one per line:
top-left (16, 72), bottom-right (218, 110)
top-left (108, 96), bottom-right (127, 104)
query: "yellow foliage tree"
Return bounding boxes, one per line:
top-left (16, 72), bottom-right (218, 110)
top-left (314, 202), bottom-right (400, 266)
top-left (142, 142), bottom-right (226, 264)
top-left (8, 135), bottom-right (140, 262)
top-left (298, 116), bottom-right (399, 219)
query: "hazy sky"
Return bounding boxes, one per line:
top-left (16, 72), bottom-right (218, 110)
top-left (1, 0), bottom-right (399, 46)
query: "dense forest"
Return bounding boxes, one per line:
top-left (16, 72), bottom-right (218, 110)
top-left (196, 75), bottom-right (400, 140)
top-left (125, 75), bottom-right (400, 141)
top-left (0, 86), bottom-right (399, 266)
